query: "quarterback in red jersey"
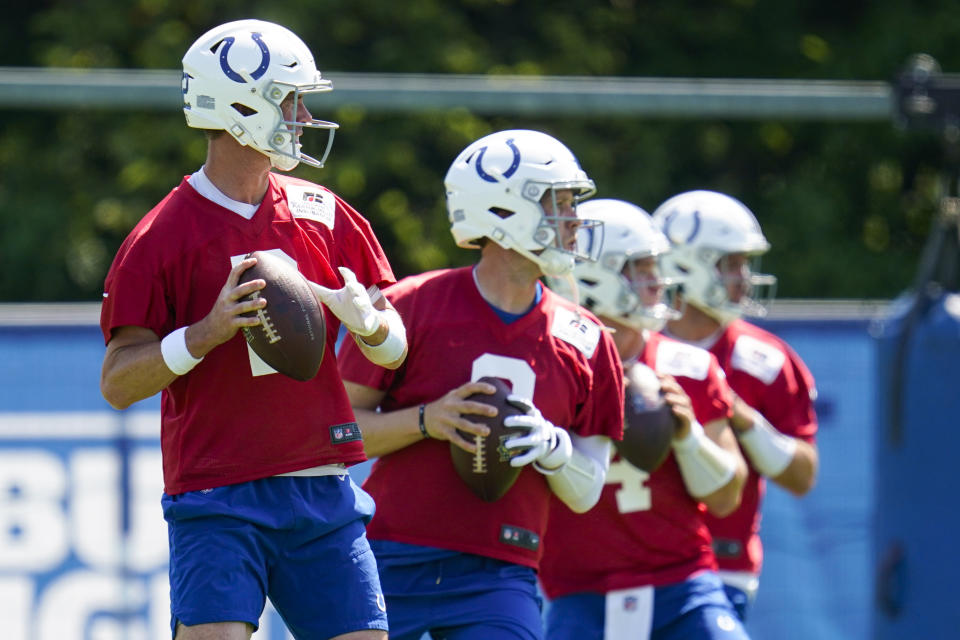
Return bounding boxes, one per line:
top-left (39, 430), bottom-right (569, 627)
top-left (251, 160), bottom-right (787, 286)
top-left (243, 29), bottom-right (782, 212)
top-left (339, 130), bottom-right (624, 640)
top-left (652, 190), bottom-right (819, 620)
top-left (99, 19), bottom-right (404, 640)
top-left (540, 199), bottom-right (750, 640)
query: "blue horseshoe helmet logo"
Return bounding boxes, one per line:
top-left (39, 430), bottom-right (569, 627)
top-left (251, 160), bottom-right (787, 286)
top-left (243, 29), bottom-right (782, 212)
top-left (663, 209), bottom-right (701, 244)
top-left (219, 32), bottom-right (271, 84)
top-left (475, 138), bottom-right (521, 183)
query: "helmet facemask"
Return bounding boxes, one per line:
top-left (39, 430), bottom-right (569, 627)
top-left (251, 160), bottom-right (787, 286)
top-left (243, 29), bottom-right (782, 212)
top-left (620, 253), bottom-right (684, 331)
top-left (259, 81), bottom-right (338, 170)
top-left (672, 247), bottom-right (776, 324)
top-left (550, 199), bottom-right (682, 331)
top-left (524, 183), bottom-right (602, 277)
top-left (575, 247), bottom-right (682, 332)
top-left (710, 252), bottom-right (777, 319)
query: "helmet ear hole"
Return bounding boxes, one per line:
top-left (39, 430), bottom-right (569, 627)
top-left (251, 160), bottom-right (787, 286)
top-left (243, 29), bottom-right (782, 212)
top-left (489, 207), bottom-right (515, 220)
top-left (583, 296), bottom-right (599, 311)
top-left (231, 103), bottom-right (257, 117)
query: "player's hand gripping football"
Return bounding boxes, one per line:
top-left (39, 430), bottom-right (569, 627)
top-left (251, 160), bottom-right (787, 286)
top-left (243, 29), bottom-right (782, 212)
top-left (658, 374), bottom-right (697, 441)
top-left (193, 257), bottom-right (267, 352)
top-left (424, 381), bottom-right (497, 452)
top-left (311, 267), bottom-right (380, 337)
top-left (503, 396), bottom-right (573, 470)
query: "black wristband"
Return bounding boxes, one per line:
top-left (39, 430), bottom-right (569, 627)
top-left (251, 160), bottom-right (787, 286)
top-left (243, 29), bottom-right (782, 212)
top-left (418, 404), bottom-right (429, 438)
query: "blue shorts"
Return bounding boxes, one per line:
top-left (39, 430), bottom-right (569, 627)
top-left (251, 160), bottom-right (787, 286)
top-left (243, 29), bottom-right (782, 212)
top-left (722, 584), bottom-right (751, 622)
top-left (371, 543), bottom-right (542, 640)
top-left (545, 572), bottom-right (749, 640)
top-left (162, 474), bottom-right (387, 639)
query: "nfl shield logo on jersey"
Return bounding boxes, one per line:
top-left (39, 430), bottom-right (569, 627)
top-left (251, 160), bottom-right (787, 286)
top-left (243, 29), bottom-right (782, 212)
top-left (329, 422), bottom-right (363, 444)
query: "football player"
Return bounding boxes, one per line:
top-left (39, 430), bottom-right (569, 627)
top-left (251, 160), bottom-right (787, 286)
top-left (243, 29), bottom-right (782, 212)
top-left (99, 20), bottom-right (405, 640)
top-left (540, 199), bottom-right (751, 640)
top-left (338, 129), bottom-right (625, 640)
top-left (652, 190), bottom-right (819, 620)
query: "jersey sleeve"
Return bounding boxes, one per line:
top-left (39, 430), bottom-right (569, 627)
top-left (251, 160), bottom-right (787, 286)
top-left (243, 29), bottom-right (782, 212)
top-left (765, 345), bottom-right (818, 442)
top-left (671, 353), bottom-right (734, 427)
top-left (727, 328), bottom-right (818, 443)
top-left (570, 325), bottom-right (624, 441)
top-left (652, 334), bottom-right (732, 426)
top-left (333, 195), bottom-right (396, 291)
top-left (100, 238), bottom-right (172, 343)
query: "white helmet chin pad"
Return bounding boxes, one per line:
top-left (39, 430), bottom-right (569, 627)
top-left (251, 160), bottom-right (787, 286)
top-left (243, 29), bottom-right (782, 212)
top-left (548, 199), bottom-right (682, 331)
top-left (181, 19), bottom-right (339, 170)
top-left (444, 129), bottom-right (599, 276)
top-left (651, 190), bottom-right (777, 325)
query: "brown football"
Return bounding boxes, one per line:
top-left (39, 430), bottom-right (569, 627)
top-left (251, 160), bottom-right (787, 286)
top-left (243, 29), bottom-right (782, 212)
top-left (450, 376), bottom-right (529, 502)
top-left (238, 250), bottom-right (326, 382)
top-left (615, 363), bottom-right (678, 473)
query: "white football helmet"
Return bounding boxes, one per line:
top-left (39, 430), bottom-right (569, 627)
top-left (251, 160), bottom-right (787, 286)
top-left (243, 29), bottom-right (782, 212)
top-left (181, 19), bottom-right (339, 171)
top-left (651, 190), bottom-right (776, 325)
top-left (445, 129), bottom-right (598, 277)
top-left (547, 199), bottom-right (682, 331)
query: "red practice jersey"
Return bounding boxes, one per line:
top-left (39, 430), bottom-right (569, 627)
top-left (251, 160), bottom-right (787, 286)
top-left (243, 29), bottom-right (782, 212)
top-left (703, 319), bottom-right (818, 574)
top-left (539, 331), bottom-right (733, 598)
top-left (338, 267), bottom-right (624, 569)
top-left (100, 173), bottom-right (395, 495)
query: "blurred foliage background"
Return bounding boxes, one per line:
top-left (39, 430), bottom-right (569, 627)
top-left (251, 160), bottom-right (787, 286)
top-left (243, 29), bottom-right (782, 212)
top-left (1, 0), bottom-right (957, 302)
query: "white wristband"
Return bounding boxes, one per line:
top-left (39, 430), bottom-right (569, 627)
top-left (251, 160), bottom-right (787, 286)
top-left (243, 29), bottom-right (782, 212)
top-left (356, 308), bottom-right (406, 366)
top-left (672, 421), bottom-right (737, 498)
top-left (737, 414), bottom-right (797, 477)
top-left (160, 327), bottom-right (203, 375)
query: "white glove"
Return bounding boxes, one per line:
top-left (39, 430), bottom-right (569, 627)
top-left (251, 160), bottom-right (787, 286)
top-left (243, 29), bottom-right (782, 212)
top-left (503, 395), bottom-right (573, 470)
top-left (311, 267), bottom-right (380, 337)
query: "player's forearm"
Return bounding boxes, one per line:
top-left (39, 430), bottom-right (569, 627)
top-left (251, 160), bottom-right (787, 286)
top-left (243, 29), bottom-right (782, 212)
top-left (101, 341), bottom-right (177, 410)
top-left (699, 466), bottom-right (746, 517)
top-left (702, 421), bottom-right (748, 516)
top-left (544, 434), bottom-right (611, 514)
top-left (735, 409), bottom-right (818, 494)
top-left (354, 307), bottom-right (408, 370)
top-left (673, 419), bottom-right (747, 517)
top-left (353, 405), bottom-right (424, 458)
top-left (770, 438), bottom-right (818, 496)
top-left (101, 322), bottom-right (223, 409)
